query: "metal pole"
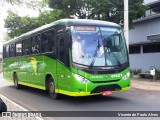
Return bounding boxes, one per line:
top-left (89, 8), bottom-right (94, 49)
top-left (124, 0), bottom-right (129, 50)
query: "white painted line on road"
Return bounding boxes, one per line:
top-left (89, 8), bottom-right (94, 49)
top-left (0, 94), bottom-right (44, 120)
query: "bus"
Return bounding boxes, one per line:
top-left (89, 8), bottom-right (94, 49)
top-left (3, 19), bottom-right (130, 99)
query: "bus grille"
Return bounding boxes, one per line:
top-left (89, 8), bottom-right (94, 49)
top-left (91, 84), bottom-right (121, 93)
top-left (91, 79), bottom-right (120, 84)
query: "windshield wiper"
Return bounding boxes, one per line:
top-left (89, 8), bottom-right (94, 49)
top-left (89, 38), bottom-right (101, 68)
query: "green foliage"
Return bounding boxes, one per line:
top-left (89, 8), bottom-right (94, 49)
top-left (0, 0), bottom-right (22, 5)
top-left (131, 69), bottom-right (141, 75)
top-left (4, 0), bottom-right (147, 39)
top-left (3, 33), bottom-right (11, 41)
top-left (5, 9), bottom-right (63, 38)
top-left (49, 0), bottom-right (147, 27)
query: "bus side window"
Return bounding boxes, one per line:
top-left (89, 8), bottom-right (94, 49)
top-left (10, 44), bottom-right (15, 57)
top-left (42, 29), bottom-right (55, 53)
top-left (16, 42), bottom-right (22, 56)
top-left (57, 34), bottom-right (70, 67)
top-left (3, 46), bottom-right (6, 58)
top-left (58, 35), bottom-right (65, 64)
top-left (31, 35), bottom-right (41, 54)
top-left (6, 45), bottom-right (10, 58)
top-left (23, 38), bottom-right (30, 55)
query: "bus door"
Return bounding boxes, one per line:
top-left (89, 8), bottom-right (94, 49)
top-left (56, 33), bottom-right (70, 91)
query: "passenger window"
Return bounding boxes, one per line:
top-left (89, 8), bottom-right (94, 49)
top-left (3, 46), bottom-right (6, 58)
top-left (31, 35), bottom-right (41, 54)
top-left (16, 42), bottom-right (22, 56)
top-left (57, 33), bottom-right (70, 67)
top-left (6, 45), bottom-right (10, 58)
top-left (10, 44), bottom-right (15, 57)
top-left (42, 29), bottom-right (55, 53)
top-left (23, 38), bottom-right (30, 55)
top-left (58, 35), bottom-right (65, 64)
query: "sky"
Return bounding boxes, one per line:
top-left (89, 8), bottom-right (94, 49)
top-left (0, 0), bottom-right (158, 52)
top-left (144, 0), bottom-right (158, 4)
top-left (0, 2), bottom-right (40, 52)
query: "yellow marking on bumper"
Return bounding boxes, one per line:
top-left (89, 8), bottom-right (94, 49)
top-left (55, 89), bottom-right (100, 97)
top-left (114, 87), bottom-right (130, 92)
top-left (85, 84), bottom-right (88, 92)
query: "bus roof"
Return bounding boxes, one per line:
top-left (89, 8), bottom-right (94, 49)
top-left (4, 19), bottom-right (120, 45)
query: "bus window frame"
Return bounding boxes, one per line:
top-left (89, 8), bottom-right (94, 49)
top-left (56, 32), bottom-right (70, 68)
top-left (41, 28), bottom-right (55, 54)
top-left (4, 44), bottom-right (10, 58)
top-left (22, 38), bottom-right (31, 56)
top-left (3, 46), bottom-right (6, 59)
top-left (15, 41), bottom-right (22, 57)
top-left (31, 33), bottom-right (42, 55)
top-left (9, 43), bottom-right (15, 58)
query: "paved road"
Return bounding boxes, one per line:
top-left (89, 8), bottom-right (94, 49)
top-left (0, 78), bottom-right (160, 120)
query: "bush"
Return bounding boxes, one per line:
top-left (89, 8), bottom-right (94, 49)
top-left (131, 69), bottom-right (141, 75)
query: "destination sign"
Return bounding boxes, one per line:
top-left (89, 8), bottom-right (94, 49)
top-left (74, 26), bottom-right (96, 31)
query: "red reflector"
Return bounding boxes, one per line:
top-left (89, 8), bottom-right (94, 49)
top-left (102, 91), bottom-right (112, 96)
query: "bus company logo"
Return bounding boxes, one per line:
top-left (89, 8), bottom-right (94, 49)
top-left (29, 57), bottom-right (38, 75)
top-left (106, 76), bottom-right (109, 80)
top-left (90, 76), bottom-right (103, 79)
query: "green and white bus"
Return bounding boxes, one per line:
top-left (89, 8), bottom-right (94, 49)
top-left (3, 19), bottom-right (130, 99)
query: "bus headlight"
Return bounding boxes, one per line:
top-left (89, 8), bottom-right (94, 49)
top-left (72, 73), bottom-right (89, 83)
top-left (122, 72), bottom-right (130, 80)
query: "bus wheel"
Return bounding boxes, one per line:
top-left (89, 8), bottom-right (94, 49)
top-left (48, 77), bottom-right (62, 100)
top-left (13, 74), bottom-right (21, 89)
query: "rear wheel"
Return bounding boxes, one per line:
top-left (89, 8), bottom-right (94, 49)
top-left (48, 77), bottom-right (62, 100)
top-left (13, 73), bottom-right (21, 89)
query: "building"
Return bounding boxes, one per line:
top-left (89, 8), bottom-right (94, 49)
top-left (129, 0), bottom-right (160, 72)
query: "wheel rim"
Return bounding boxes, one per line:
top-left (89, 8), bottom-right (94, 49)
top-left (49, 82), bottom-right (55, 94)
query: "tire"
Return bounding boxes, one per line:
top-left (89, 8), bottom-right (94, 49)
top-left (48, 77), bottom-right (62, 100)
top-left (0, 98), bottom-right (7, 112)
top-left (13, 73), bottom-right (21, 89)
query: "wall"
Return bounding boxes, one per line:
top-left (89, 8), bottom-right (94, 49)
top-left (129, 17), bottom-right (160, 43)
top-left (130, 53), bottom-right (160, 72)
top-left (129, 17), bottom-right (160, 72)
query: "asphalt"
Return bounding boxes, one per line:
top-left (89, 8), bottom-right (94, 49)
top-left (0, 77), bottom-right (160, 120)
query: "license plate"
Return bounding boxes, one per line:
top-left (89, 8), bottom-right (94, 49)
top-left (102, 91), bottom-right (112, 96)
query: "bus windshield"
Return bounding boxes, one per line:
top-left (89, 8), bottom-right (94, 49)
top-left (71, 26), bottom-right (128, 67)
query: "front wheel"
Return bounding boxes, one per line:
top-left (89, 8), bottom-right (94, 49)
top-left (48, 77), bottom-right (62, 100)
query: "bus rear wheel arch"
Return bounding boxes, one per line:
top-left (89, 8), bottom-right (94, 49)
top-left (47, 76), bottom-right (62, 100)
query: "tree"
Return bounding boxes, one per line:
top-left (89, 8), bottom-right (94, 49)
top-left (0, 0), bottom-right (49, 12)
top-left (48, 0), bottom-right (147, 27)
top-left (5, 9), bottom-right (63, 38)
top-left (0, 0), bottom-right (22, 5)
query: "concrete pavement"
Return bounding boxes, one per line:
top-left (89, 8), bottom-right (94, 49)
top-left (131, 78), bottom-right (160, 91)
